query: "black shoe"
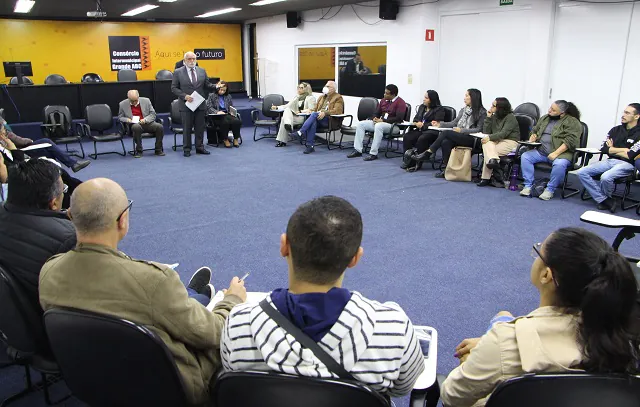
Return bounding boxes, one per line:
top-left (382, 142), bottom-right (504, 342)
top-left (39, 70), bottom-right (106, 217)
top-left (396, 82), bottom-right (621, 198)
top-left (196, 148), bottom-right (211, 155)
top-left (412, 150), bottom-right (432, 161)
top-left (288, 131), bottom-right (300, 140)
top-left (72, 160), bottom-right (91, 172)
top-left (477, 179), bottom-right (491, 187)
top-left (184, 151), bottom-right (191, 157)
top-left (133, 151), bottom-right (142, 159)
top-left (155, 150), bottom-right (165, 156)
top-left (347, 150), bottom-right (362, 158)
top-left (434, 170), bottom-right (445, 178)
top-left (598, 198), bottom-right (618, 213)
top-left (284, 124), bottom-right (292, 132)
top-left (486, 158), bottom-right (501, 170)
top-left (187, 266), bottom-right (212, 294)
top-left (304, 145), bottom-right (315, 154)
top-left (364, 154), bottom-right (378, 161)
top-left (201, 284), bottom-right (215, 302)
top-left (609, 199), bottom-right (618, 213)
top-left (401, 162), bottom-right (409, 170)
top-left (275, 141), bottom-right (287, 147)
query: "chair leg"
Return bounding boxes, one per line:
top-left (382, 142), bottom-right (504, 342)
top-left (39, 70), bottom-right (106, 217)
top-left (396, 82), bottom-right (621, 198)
top-left (620, 181), bottom-right (640, 211)
top-left (89, 141), bottom-right (98, 160)
top-left (561, 172), bottom-right (580, 199)
top-left (78, 141), bottom-right (85, 159)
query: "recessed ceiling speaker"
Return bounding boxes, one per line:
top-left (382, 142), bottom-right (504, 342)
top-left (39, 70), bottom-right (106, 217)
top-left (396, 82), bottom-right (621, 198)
top-left (379, 0), bottom-right (399, 20)
top-left (287, 11), bottom-right (301, 28)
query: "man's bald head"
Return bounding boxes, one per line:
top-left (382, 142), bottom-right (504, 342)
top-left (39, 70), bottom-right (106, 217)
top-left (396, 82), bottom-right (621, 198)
top-left (127, 90), bottom-right (139, 104)
top-left (69, 178), bottom-right (129, 235)
top-left (325, 81), bottom-right (337, 95)
top-left (184, 51), bottom-right (197, 69)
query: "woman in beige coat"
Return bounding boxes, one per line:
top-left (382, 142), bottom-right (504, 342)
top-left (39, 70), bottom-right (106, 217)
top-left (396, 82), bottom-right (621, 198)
top-left (441, 227), bottom-right (640, 407)
top-left (272, 82), bottom-right (316, 147)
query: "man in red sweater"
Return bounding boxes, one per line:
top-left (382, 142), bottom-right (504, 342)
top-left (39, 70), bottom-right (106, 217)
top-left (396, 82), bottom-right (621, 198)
top-left (348, 84), bottom-right (407, 161)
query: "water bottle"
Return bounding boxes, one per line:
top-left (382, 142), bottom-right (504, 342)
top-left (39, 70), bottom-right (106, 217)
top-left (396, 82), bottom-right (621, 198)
top-left (508, 163), bottom-right (519, 191)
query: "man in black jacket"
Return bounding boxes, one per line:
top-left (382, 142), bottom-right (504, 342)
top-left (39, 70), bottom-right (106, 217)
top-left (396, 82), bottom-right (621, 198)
top-left (576, 103), bottom-right (640, 213)
top-left (0, 160), bottom-right (76, 312)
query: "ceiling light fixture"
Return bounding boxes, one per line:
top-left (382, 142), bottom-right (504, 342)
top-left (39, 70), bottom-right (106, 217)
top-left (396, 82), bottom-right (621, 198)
top-left (158, 0), bottom-right (178, 2)
top-left (250, 0), bottom-right (286, 6)
top-left (195, 7), bottom-right (241, 18)
top-left (122, 4), bottom-right (159, 16)
top-left (14, 0), bottom-right (35, 13)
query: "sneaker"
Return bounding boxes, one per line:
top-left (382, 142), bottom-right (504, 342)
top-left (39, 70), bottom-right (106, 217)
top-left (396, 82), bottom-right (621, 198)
top-left (347, 150), bottom-right (362, 158)
top-left (539, 189), bottom-right (554, 201)
top-left (133, 152), bottom-right (142, 159)
top-left (72, 160), bottom-right (91, 172)
top-left (520, 187), bottom-right (531, 197)
top-left (200, 283), bottom-right (215, 301)
top-left (187, 266), bottom-right (212, 294)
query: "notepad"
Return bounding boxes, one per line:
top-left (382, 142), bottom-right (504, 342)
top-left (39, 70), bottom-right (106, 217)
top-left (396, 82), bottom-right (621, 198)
top-left (427, 126), bottom-right (446, 131)
top-left (207, 291), bottom-right (268, 311)
top-left (229, 106), bottom-right (238, 117)
top-left (21, 143), bottom-right (52, 151)
top-left (131, 116), bottom-right (140, 124)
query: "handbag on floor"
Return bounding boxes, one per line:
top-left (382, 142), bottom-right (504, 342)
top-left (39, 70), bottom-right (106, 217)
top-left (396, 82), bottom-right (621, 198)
top-left (445, 147), bottom-right (472, 182)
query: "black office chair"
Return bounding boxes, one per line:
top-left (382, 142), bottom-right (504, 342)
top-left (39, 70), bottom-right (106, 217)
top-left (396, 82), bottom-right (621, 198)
top-left (117, 69), bottom-right (138, 82)
top-left (340, 97), bottom-right (379, 150)
top-left (378, 65), bottom-right (386, 74)
top-left (252, 94), bottom-right (285, 141)
top-left (40, 105), bottom-right (85, 158)
top-left (169, 99), bottom-right (195, 151)
top-left (9, 76), bottom-right (33, 85)
top-left (206, 112), bottom-right (244, 148)
top-left (382, 103), bottom-right (413, 158)
top-left (120, 117), bottom-right (165, 155)
top-left (0, 264), bottom-right (68, 406)
top-left (442, 106), bottom-right (457, 122)
top-left (44, 308), bottom-right (191, 407)
top-left (513, 102), bottom-right (540, 124)
top-left (485, 373), bottom-right (640, 407)
top-left (43, 74), bottom-right (67, 85)
top-left (156, 70), bottom-right (173, 80)
top-left (499, 114), bottom-right (535, 184)
top-left (81, 73), bottom-right (104, 83)
top-left (80, 104), bottom-right (126, 159)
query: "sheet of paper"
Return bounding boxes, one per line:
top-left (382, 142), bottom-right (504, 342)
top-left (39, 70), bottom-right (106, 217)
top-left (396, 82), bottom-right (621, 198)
top-left (401, 121), bottom-right (415, 126)
top-left (185, 91), bottom-right (205, 112)
top-left (21, 143), bottom-right (52, 151)
top-left (229, 106), bottom-right (238, 117)
top-left (37, 157), bottom-right (61, 167)
top-left (0, 145), bottom-right (13, 161)
top-left (207, 291), bottom-right (268, 311)
top-left (470, 133), bottom-right (487, 138)
top-left (131, 116), bottom-right (140, 123)
top-left (427, 126), bottom-right (446, 131)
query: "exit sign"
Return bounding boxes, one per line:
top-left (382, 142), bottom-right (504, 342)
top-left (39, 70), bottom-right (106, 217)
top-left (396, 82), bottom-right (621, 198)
top-left (500, 0), bottom-right (513, 5)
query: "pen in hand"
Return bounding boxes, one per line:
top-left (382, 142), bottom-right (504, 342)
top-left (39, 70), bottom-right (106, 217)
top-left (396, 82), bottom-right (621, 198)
top-left (239, 272), bottom-right (250, 282)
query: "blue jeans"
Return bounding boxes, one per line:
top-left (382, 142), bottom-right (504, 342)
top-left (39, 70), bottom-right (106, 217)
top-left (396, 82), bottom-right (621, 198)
top-left (521, 149), bottom-right (571, 193)
top-left (576, 158), bottom-right (634, 203)
top-left (299, 112), bottom-right (329, 147)
top-left (186, 287), bottom-right (210, 306)
top-left (26, 138), bottom-right (77, 168)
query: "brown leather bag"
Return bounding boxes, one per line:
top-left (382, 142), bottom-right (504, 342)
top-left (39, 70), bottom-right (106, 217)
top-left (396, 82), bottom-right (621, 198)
top-left (445, 146), bottom-right (472, 182)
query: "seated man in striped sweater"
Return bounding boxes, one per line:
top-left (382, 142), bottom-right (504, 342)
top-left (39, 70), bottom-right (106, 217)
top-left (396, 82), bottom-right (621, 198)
top-left (221, 196), bottom-right (424, 396)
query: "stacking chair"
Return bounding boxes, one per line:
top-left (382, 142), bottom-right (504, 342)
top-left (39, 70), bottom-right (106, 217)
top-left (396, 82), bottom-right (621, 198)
top-left (44, 308), bottom-right (191, 407)
top-left (500, 114), bottom-right (535, 185)
top-left (120, 117), bottom-right (165, 155)
top-left (43, 74), bottom-right (67, 85)
top-left (382, 103), bottom-right (413, 158)
top-left (513, 102), bottom-right (540, 124)
top-left (41, 105), bottom-right (85, 158)
top-left (442, 106), bottom-right (457, 123)
top-left (578, 159), bottom-right (640, 211)
top-left (315, 114), bottom-right (347, 150)
top-left (155, 70), bottom-right (173, 80)
top-left (206, 112), bottom-right (244, 148)
top-left (117, 69), bottom-right (138, 82)
top-left (485, 373), bottom-right (640, 407)
top-left (169, 99), bottom-right (196, 151)
top-left (0, 264), bottom-right (68, 406)
top-left (80, 104), bottom-right (126, 159)
top-left (81, 73), bottom-right (103, 83)
top-left (340, 97), bottom-right (379, 150)
top-left (9, 76), bottom-right (33, 85)
top-left (252, 94), bottom-right (284, 141)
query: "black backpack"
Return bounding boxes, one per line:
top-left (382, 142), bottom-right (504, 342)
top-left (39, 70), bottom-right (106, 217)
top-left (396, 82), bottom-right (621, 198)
top-left (46, 110), bottom-right (70, 139)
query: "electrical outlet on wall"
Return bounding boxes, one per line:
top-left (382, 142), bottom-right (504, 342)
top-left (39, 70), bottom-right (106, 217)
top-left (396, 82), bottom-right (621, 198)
top-left (408, 74), bottom-right (413, 84)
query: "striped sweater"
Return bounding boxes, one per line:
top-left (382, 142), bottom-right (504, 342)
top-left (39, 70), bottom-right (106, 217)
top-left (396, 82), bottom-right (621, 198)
top-left (221, 291), bottom-right (424, 396)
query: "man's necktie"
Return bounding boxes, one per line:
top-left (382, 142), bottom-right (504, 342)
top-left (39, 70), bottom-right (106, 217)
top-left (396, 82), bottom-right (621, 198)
top-left (190, 68), bottom-right (197, 84)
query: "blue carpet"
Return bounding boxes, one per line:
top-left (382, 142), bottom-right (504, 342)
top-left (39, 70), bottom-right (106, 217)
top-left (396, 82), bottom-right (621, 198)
top-left (2, 127), bottom-right (640, 407)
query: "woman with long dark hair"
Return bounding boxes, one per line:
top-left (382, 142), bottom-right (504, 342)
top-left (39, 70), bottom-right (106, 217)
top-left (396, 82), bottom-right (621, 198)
top-left (441, 227), bottom-right (640, 407)
top-left (410, 88), bottom-right (486, 177)
top-left (519, 100), bottom-right (582, 200)
top-left (477, 97), bottom-right (520, 187)
top-left (401, 90), bottom-right (446, 171)
top-left (205, 80), bottom-right (242, 148)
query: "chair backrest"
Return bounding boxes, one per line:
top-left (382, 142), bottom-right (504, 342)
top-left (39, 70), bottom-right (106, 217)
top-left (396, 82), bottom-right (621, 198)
top-left (155, 69), bottom-right (173, 80)
top-left (0, 263), bottom-right (50, 358)
top-left (485, 373), bottom-right (640, 407)
top-left (403, 103), bottom-right (412, 122)
top-left (117, 69), bottom-right (138, 82)
top-left (514, 114), bottom-right (535, 141)
top-left (378, 64), bottom-right (386, 74)
top-left (442, 106), bottom-right (457, 122)
top-left (81, 73), bottom-right (103, 83)
top-left (513, 102), bottom-right (541, 122)
top-left (44, 74), bottom-right (67, 85)
top-left (356, 97), bottom-right (380, 121)
top-left (43, 105), bottom-right (73, 137)
top-left (261, 94), bottom-right (285, 118)
top-left (44, 307), bottom-right (190, 407)
top-left (9, 76), bottom-right (33, 85)
top-left (85, 104), bottom-right (114, 132)
top-left (580, 121), bottom-right (589, 149)
top-left (170, 99), bottom-right (182, 126)
top-left (213, 371), bottom-right (390, 407)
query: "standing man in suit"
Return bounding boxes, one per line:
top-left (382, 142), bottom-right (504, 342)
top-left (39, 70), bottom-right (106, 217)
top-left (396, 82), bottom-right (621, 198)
top-left (171, 51), bottom-right (215, 157)
top-left (118, 90), bottom-right (165, 158)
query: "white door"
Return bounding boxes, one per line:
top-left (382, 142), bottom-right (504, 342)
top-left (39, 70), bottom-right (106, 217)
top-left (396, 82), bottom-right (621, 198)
top-left (438, 9), bottom-right (531, 112)
top-left (548, 2), bottom-right (633, 148)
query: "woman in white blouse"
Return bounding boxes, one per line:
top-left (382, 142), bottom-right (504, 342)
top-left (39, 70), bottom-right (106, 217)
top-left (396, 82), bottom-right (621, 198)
top-left (272, 82), bottom-right (316, 147)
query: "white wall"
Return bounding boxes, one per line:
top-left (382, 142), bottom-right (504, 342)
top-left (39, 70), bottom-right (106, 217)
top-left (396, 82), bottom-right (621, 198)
top-left (248, 0), bottom-right (639, 147)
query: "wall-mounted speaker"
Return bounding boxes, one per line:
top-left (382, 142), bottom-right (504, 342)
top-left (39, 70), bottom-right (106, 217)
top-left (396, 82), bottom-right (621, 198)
top-left (286, 11), bottom-right (301, 28)
top-left (379, 0), bottom-right (399, 20)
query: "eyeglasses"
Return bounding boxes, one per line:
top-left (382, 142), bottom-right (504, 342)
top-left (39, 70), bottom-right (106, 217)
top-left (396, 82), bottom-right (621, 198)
top-left (531, 242), bottom-right (547, 264)
top-left (63, 184), bottom-right (68, 194)
top-left (116, 199), bottom-right (133, 222)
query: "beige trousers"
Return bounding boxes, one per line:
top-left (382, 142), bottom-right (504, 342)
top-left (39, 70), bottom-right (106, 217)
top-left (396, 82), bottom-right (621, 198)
top-left (481, 139), bottom-right (518, 179)
top-left (276, 108), bottom-right (305, 142)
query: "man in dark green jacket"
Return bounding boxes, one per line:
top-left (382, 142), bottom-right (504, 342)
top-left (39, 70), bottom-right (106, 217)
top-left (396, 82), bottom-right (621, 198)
top-left (519, 100), bottom-right (582, 200)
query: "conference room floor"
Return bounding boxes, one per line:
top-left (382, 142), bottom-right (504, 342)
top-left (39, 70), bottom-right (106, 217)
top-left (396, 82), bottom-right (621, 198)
top-left (2, 127), bottom-right (639, 407)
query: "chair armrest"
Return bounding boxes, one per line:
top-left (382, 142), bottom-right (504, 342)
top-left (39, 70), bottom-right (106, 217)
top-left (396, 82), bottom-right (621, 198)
top-left (155, 117), bottom-right (164, 126)
top-left (117, 121), bottom-right (130, 136)
top-left (341, 114), bottom-right (354, 127)
top-left (251, 109), bottom-right (259, 123)
top-left (409, 389), bottom-right (427, 407)
top-left (75, 123), bottom-right (90, 138)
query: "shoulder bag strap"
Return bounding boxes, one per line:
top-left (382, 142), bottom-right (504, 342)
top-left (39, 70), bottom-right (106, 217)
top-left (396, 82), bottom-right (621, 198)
top-left (259, 299), bottom-right (355, 380)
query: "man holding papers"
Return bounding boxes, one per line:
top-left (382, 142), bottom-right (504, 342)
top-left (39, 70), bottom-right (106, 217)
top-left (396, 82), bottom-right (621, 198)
top-left (171, 51), bottom-right (217, 157)
top-left (118, 90), bottom-right (165, 158)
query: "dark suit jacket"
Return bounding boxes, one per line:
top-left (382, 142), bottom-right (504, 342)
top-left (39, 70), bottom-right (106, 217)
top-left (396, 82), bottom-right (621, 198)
top-left (174, 60), bottom-right (198, 70)
top-left (171, 66), bottom-right (215, 112)
top-left (345, 59), bottom-right (363, 75)
top-left (413, 105), bottom-right (446, 131)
